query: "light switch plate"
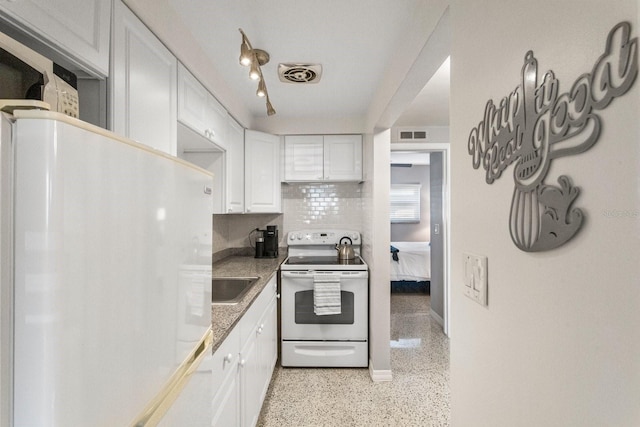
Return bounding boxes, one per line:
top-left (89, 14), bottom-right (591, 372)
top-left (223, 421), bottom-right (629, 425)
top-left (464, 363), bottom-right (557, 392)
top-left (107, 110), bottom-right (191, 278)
top-left (463, 252), bottom-right (488, 306)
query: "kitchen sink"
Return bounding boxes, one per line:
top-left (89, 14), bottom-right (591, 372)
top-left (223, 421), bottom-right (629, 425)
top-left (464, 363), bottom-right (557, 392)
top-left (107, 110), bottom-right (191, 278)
top-left (211, 277), bottom-right (259, 304)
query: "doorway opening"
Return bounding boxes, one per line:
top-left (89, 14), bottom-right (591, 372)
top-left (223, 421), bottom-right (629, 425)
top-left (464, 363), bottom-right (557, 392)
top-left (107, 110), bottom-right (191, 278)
top-left (389, 144), bottom-right (450, 335)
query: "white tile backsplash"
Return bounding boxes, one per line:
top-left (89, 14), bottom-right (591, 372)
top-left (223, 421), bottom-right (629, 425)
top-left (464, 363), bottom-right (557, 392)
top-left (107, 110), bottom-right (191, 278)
top-left (282, 182), bottom-right (363, 234)
top-left (212, 182), bottom-right (364, 255)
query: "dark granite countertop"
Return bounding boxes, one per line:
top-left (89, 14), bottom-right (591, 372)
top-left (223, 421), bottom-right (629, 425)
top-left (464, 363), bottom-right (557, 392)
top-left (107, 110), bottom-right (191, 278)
top-left (210, 253), bottom-right (286, 353)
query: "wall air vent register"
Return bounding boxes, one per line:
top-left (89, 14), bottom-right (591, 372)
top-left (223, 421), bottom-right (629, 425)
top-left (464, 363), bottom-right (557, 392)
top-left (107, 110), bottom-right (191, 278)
top-left (395, 127), bottom-right (429, 141)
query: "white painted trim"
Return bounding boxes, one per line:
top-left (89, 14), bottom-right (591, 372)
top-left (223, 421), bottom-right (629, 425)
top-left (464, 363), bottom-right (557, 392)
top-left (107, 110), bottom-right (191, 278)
top-left (369, 360), bottom-right (393, 382)
top-left (390, 142), bottom-right (451, 337)
top-left (431, 308), bottom-right (444, 327)
top-left (391, 142), bottom-right (449, 151)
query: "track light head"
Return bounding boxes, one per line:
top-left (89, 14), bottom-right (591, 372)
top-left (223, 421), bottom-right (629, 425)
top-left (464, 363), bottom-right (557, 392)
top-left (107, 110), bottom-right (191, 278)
top-left (249, 60), bottom-right (260, 80)
top-left (239, 37), bottom-right (252, 66)
top-left (266, 97), bottom-right (276, 116)
top-left (256, 78), bottom-right (267, 97)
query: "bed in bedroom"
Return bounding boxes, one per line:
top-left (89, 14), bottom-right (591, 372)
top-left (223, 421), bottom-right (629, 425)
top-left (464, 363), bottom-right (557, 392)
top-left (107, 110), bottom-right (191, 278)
top-left (390, 241), bottom-right (431, 293)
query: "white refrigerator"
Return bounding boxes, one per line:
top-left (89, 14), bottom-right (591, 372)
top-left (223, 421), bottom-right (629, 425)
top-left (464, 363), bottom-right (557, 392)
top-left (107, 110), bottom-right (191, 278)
top-left (0, 110), bottom-right (214, 426)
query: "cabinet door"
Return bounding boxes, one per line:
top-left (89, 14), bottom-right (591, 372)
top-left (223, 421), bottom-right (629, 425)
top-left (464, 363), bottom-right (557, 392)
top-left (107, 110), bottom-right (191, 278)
top-left (0, 0), bottom-right (111, 77)
top-left (206, 96), bottom-right (228, 149)
top-left (324, 135), bottom-right (362, 181)
top-left (283, 135), bottom-right (324, 181)
top-left (211, 325), bottom-right (240, 427)
top-left (240, 331), bottom-right (260, 427)
top-left (245, 130), bottom-right (281, 213)
top-left (211, 364), bottom-right (240, 427)
top-left (110, 0), bottom-right (177, 155)
top-left (177, 63), bottom-right (227, 149)
top-left (177, 62), bottom-right (209, 136)
top-left (226, 116), bottom-right (245, 213)
top-left (257, 295), bottom-right (277, 404)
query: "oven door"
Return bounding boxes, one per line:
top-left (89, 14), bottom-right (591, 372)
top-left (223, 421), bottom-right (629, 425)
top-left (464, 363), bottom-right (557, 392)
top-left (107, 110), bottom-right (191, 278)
top-left (280, 270), bottom-right (368, 341)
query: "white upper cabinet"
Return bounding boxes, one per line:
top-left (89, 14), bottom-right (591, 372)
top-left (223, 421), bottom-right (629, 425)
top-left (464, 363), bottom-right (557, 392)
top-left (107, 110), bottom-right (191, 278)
top-left (283, 135), bottom-right (324, 181)
top-left (226, 115), bottom-right (245, 214)
top-left (245, 130), bottom-right (281, 214)
top-left (178, 62), bottom-right (227, 150)
top-left (323, 134), bottom-right (363, 181)
top-left (284, 134), bottom-right (362, 182)
top-left (110, 0), bottom-right (177, 155)
top-left (177, 62), bottom-right (208, 136)
top-left (0, 0), bottom-right (111, 77)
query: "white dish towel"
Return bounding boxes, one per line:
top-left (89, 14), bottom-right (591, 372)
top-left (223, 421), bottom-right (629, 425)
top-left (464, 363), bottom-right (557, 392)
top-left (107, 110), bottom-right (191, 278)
top-left (313, 274), bottom-right (341, 316)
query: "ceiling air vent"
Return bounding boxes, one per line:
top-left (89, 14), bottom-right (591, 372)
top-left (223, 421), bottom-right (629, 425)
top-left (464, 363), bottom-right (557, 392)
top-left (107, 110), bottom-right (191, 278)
top-left (397, 128), bottom-right (429, 141)
top-left (278, 63), bottom-right (322, 84)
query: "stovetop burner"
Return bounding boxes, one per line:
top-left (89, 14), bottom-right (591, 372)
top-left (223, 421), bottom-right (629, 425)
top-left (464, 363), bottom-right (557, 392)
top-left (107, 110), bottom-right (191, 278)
top-left (284, 256), bottom-right (365, 266)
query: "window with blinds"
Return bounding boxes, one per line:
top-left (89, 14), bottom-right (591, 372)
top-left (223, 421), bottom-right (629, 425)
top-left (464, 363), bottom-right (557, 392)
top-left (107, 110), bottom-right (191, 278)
top-left (390, 184), bottom-right (421, 223)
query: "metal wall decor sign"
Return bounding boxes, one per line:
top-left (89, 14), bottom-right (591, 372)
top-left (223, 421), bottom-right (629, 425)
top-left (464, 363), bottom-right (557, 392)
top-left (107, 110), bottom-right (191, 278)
top-left (467, 22), bottom-right (638, 252)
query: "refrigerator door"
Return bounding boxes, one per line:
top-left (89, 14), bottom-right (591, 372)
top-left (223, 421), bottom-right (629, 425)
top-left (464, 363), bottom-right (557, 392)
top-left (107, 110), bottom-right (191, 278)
top-left (137, 328), bottom-right (214, 426)
top-left (0, 113), bottom-right (14, 427)
top-left (12, 112), bottom-right (213, 426)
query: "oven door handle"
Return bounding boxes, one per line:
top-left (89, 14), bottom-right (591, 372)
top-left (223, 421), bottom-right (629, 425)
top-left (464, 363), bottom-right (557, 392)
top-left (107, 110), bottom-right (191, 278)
top-left (281, 271), bottom-right (368, 279)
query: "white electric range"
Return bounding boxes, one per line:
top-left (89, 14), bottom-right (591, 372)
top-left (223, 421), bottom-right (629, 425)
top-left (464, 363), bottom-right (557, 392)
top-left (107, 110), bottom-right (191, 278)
top-left (280, 229), bottom-right (369, 367)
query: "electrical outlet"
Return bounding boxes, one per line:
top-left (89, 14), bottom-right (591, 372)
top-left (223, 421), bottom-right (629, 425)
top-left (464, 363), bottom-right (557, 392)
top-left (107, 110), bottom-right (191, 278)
top-left (463, 253), bottom-right (488, 306)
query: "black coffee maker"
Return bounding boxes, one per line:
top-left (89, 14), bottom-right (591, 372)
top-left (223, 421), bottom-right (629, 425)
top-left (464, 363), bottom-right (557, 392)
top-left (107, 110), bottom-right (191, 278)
top-left (255, 225), bottom-right (278, 258)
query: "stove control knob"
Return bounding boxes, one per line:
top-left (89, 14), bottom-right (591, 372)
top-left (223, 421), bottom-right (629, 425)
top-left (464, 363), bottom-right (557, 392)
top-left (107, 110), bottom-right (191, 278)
top-left (298, 234), bottom-right (304, 240)
top-left (289, 234), bottom-right (295, 241)
top-left (352, 234), bottom-right (359, 241)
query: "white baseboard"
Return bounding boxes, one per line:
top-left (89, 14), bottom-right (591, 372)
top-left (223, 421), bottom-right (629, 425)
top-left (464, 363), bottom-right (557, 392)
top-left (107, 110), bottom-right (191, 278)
top-left (368, 360), bottom-right (392, 382)
top-left (431, 309), bottom-right (444, 327)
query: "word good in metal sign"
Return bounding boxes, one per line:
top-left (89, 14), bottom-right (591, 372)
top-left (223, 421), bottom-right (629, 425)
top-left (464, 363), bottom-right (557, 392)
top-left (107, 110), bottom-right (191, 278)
top-left (467, 22), bottom-right (638, 252)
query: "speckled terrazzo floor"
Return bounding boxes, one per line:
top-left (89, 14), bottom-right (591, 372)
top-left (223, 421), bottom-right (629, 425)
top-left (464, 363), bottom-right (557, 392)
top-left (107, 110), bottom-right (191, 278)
top-left (257, 293), bottom-right (450, 426)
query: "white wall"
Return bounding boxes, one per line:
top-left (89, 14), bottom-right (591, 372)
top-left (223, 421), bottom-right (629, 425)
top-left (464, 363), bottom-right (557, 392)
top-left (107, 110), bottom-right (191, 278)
top-left (449, 1), bottom-right (640, 425)
top-left (361, 131), bottom-right (392, 379)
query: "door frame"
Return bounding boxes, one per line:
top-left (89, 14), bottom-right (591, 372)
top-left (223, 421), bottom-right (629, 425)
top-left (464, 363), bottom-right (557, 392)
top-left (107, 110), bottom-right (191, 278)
top-left (390, 142), bottom-right (450, 336)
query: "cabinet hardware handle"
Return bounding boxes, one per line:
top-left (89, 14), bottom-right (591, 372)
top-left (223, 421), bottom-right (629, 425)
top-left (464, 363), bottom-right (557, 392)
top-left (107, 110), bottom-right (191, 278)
top-left (239, 359), bottom-right (246, 367)
top-left (223, 353), bottom-right (233, 363)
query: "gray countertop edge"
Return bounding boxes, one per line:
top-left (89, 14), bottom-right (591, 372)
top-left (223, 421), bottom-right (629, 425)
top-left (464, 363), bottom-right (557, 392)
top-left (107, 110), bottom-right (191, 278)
top-left (210, 253), bottom-right (286, 353)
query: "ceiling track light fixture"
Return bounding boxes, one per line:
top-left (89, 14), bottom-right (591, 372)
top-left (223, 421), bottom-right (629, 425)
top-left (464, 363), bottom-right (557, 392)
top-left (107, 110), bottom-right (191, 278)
top-left (239, 28), bottom-right (275, 116)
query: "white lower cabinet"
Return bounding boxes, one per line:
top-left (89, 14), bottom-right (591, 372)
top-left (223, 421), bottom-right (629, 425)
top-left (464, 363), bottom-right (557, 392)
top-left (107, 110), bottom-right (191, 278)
top-left (211, 275), bottom-right (278, 427)
top-left (257, 296), bottom-right (277, 402)
top-left (211, 323), bottom-right (240, 426)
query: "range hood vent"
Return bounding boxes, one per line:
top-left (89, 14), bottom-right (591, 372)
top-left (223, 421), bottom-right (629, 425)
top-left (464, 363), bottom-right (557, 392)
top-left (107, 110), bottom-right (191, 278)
top-left (278, 63), bottom-right (322, 84)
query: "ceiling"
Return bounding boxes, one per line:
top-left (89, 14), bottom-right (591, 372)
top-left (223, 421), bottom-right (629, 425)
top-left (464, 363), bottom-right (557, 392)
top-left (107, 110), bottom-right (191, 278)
top-left (394, 57), bottom-right (450, 127)
top-left (128, 0), bottom-right (450, 132)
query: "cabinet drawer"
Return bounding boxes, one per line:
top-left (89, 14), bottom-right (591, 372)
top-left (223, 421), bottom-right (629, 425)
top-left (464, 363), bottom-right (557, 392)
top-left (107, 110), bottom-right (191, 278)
top-left (238, 275), bottom-right (277, 345)
top-left (211, 325), bottom-right (239, 393)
